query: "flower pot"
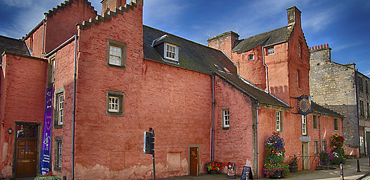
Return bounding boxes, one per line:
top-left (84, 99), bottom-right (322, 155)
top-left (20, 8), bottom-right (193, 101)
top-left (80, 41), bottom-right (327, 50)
top-left (271, 171), bottom-right (282, 179)
top-left (289, 165), bottom-right (298, 173)
top-left (207, 170), bottom-right (218, 174)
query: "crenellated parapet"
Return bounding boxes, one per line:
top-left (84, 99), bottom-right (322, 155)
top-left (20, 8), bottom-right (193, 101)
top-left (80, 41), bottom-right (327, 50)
top-left (76, 1), bottom-right (140, 30)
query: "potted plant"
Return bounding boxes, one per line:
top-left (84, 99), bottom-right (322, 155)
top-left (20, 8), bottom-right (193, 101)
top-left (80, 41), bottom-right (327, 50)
top-left (263, 132), bottom-right (289, 178)
top-left (35, 172), bottom-right (61, 180)
top-left (288, 155), bottom-right (298, 173)
top-left (204, 161), bottom-right (222, 174)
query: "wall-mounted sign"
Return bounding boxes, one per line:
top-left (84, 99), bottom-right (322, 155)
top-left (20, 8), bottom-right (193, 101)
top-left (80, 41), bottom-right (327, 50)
top-left (300, 136), bottom-right (311, 142)
top-left (293, 94), bottom-right (312, 116)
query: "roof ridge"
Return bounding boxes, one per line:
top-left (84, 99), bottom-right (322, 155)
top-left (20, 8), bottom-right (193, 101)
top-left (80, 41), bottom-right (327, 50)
top-left (77, 2), bottom-right (138, 30)
top-left (238, 75), bottom-right (289, 107)
top-left (144, 25), bottom-right (227, 56)
top-left (44, 0), bottom-right (97, 17)
top-left (241, 25), bottom-right (290, 41)
top-left (0, 35), bottom-right (24, 41)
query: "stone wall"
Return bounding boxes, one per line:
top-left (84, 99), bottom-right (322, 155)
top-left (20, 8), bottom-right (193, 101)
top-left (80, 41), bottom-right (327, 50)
top-left (309, 45), bottom-right (359, 148)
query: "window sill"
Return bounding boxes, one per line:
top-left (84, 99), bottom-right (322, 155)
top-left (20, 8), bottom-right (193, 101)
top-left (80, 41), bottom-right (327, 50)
top-left (106, 111), bottom-right (124, 116)
top-left (54, 125), bottom-right (63, 129)
top-left (222, 127), bottom-right (230, 130)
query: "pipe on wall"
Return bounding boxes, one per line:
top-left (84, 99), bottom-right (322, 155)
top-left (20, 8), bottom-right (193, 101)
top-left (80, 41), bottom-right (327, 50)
top-left (211, 75), bottom-right (215, 161)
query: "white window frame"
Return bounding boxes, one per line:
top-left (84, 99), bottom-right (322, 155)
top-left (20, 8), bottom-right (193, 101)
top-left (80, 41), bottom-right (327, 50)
top-left (302, 115), bottom-right (307, 135)
top-left (222, 109), bottom-right (230, 129)
top-left (57, 93), bottom-right (64, 125)
top-left (109, 45), bottom-right (122, 66)
top-left (164, 43), bottom-right (178, 61)
top-left (267, 47), bottom-right (274, 55)
top-left (107, 39), bottom-right (127, 68)
top-left (322, 139), bottom-right (327, 151)
top-left (106, 90), bottom-right (125, 116)
top-left (276, 111), bottom-right (281, 132)
top-left (108, 96), bottom-right (120, 113)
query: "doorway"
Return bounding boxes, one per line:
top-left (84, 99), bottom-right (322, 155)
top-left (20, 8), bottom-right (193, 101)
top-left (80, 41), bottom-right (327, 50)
top-left (302, 142), bottom-right (309, 170)
top-left (189, 146), bottom-right (199, 176)
top-left (14, 123), bottom-right (39, 178)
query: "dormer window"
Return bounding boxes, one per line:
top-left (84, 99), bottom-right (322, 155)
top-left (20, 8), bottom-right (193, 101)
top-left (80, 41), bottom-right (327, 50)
top-left (165, 43), bottom-right (178, 61)
top-left (267, 47), bottom-right (274, 55)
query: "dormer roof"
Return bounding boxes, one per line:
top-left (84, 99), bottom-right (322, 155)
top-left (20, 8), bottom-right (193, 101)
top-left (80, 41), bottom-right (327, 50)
top-left (232, 25), bottom-right (293, 54)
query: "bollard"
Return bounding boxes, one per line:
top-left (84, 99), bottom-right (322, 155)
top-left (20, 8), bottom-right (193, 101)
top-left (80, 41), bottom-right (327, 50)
top-left (340, 163), bottom-right (344, 180)
top-left (357, 159), bottom-right (361, 172)
top-left (326, 159), bottom-right (329, 170)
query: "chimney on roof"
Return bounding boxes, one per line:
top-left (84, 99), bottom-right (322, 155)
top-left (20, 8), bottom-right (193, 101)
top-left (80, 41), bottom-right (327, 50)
top-left (101, 0), bottom-right (126, 14)
top-left (287, 6), bottom-right (301, 27)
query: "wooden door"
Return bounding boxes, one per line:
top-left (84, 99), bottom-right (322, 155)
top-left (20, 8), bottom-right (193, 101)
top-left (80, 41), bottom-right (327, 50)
top-left (302, 142), bottom-right (309, 170)
top-left (189, 147), bottom-right (198, 176)
top-left (15, 139), bottom-right (37, 178)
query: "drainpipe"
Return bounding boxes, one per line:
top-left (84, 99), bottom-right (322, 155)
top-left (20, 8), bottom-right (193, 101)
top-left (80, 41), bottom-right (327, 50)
top-left (355, 70), bottom-right (361, 157)
top-left (256, 102), bottom-right (259, 178)
top-left (262, 46), bottom-right (269, 93)
top-left (42, 19), bottom-right (45, 55)
top-left (319, 113), bottom-right (322, 153)
top-left (211, 75), bottom-right (215, 161)
top-left (72, 35), bottom-right (77, 180)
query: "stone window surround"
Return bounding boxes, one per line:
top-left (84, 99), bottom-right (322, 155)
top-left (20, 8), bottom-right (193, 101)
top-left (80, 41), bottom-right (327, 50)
top-left (107, 39), bottom-right (127, 69)
top-left (106, 90), bottom-right (125, 116)
top-left (334, 119), bottom-right (338, 131)
top-left (313, 115), bottom-right (318, 130)
top-left (54, 87), bottom-right (64, 129)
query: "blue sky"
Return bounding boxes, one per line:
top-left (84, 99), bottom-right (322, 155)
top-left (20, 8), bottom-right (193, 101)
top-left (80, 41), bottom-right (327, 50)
top-left (1, 0), bottom-right (369, 75)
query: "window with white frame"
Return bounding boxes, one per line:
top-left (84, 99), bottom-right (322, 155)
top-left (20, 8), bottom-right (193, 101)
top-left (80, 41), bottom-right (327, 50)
top-left (276, 111), bottom-right (283, 132)
top-left (165, 43), bottom-right (178, 61)
top-left (109, 46), bottom-right (122, 66)
top-left (222, 109), bottom-right (230, 129)
top-left (108, 96), bottom-right (119, 112)
top-left (106, 90), bottom-right (125, 116)
top-left (57, 93), bottom-right (64, 125)
top-left (54, 87), bottom-right (64, 128)
top-left (267, 47), bottom-right (274, 55)
top-left (302, 115), bottom-right (307, 135)
top-left (54, 136), bottom-right (62, 171)
top-left (249, 54), bottom-right (254, 60)
top-left (107, 39), bottom-right (127, 68)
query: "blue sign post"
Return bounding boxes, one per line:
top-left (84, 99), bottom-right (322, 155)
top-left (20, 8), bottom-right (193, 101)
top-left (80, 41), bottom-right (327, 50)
top-left (40, 88), bottom-right (53, 175)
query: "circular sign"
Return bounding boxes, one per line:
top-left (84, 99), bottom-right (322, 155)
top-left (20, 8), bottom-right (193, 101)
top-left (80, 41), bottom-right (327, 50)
top-left (299, 98), bottom-right (310, 112)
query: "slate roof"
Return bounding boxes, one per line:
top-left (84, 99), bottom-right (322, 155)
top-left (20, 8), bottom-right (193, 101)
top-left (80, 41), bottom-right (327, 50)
top-left (311, 101), bottom-right (343, 117)
top-left (143, 25), bottom-right (289, 108)
top-left (232, 25), bottom-right (293, 54)
top-left (0, 35), bottom-right (30, 56)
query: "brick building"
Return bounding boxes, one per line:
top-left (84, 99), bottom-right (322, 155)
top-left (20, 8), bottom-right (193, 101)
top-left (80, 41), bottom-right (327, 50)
top-left (1, 0), bottom-right (343, 179)
top-left (310, 44), bottom-right (369, 157)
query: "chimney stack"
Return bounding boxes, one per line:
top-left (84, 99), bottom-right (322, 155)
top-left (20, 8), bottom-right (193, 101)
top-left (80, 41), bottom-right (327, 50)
top-left (287, 6), bottom-right (301, 27)
top-left (101, 0), bottom-right (126, 14)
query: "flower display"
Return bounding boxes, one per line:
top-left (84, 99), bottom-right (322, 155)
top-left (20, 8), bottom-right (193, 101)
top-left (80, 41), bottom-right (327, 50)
top-left (330, 134), bottom-right (344, 148)
top-left (204, 161), bottom-right (222, 172)
top-left (263, 132), bottom-right (289, 178)
top-left (35, 172), bottom-right (61, 180)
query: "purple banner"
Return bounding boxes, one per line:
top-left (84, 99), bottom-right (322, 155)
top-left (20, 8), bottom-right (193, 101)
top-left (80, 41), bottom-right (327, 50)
top-left (41, 87), bottom-right (53, 175)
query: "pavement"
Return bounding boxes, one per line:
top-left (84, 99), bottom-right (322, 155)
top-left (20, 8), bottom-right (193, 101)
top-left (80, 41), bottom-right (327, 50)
top-left (159, 157), bottom-right (370, 180)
